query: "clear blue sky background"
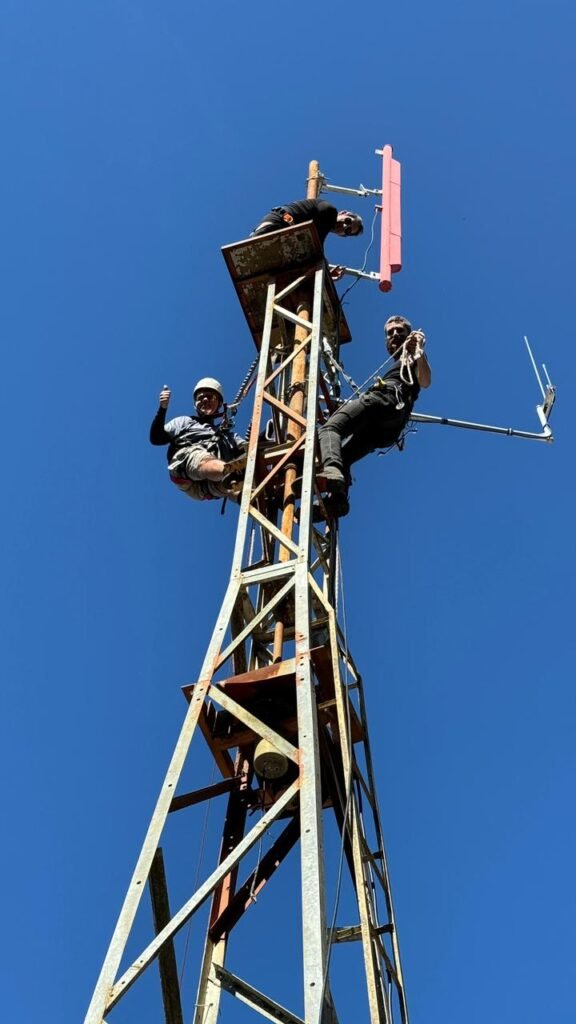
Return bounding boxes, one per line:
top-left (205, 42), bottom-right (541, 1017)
top-left (1, 1), bottom-right (574, 1021)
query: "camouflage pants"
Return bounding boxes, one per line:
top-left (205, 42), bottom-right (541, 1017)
top-left (168, 445), bottom-right (231, 502)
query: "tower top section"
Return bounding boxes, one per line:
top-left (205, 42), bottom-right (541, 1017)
top-left (222, 222), bottom-right (352, 349)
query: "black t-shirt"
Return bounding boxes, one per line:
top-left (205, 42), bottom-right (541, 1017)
top-left (370, 361), bottom-right (421, 408)
top-left (276, 199), bottom-right (338, 242)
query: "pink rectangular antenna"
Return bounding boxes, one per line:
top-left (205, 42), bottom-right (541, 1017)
top-left (379, 144), bottom-right (402, 292)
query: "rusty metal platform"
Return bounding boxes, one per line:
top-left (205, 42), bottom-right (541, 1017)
top-left (222, 221), bottom-right (352, 349)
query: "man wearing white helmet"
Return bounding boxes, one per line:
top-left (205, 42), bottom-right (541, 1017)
top-left (150, 378), bottom-right (247, 501)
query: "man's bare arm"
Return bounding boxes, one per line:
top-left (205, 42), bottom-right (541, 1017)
top-left (405, 331), bottom-right (432, 389)
top-left (416, 353), bottom-right (432, 389)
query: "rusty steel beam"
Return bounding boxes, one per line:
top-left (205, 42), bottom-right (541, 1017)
top-left (148, 849), bottom-right (184, 1024)
top-left (169, 777), bottom-right (240, 813)
top-left (209, 815), bottom-right (301, 942)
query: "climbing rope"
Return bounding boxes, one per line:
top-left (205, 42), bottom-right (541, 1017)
top-left (248, 833), bottom-right (264, 905)
top-left (398, 329), bottom-right (426, 385)
top-left (324, 328), bottom-right (426, 413)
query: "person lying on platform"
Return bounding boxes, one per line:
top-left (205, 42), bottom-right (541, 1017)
top-left (317, 315), bottom-right (432, 517)
top-left (150, 378), bottom-right (247, 502)
top-left (251, 199), bottom-right (363, 243)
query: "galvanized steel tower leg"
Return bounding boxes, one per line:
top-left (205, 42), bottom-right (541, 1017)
top-left (293, 270), bottom-right (331, 1022)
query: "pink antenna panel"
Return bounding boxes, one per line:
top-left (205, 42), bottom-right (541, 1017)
top-left (379, 145), bottom-right (402, 292)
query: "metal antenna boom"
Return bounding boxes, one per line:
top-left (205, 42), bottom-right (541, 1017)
top-left (412, 337), bottom-right (556, 443)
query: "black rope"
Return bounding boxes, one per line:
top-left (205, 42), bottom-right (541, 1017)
top-left (229, 355), bottom-right (259, 411)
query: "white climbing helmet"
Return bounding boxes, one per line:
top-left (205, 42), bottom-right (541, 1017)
top-left (193, 377), bottom-right (224, 403)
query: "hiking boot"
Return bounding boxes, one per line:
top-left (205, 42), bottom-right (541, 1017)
top-left (321, 467), bottom-right (347, 494)
top-left (292, 472), bottom-right (327, 498)
top-left (324, 493), bottom-right (350, 518)
top-left (295, 493), bottom-right (350, 523)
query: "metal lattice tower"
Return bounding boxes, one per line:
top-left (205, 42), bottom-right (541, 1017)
top-left (85, 169), bottom-right (409, 1024)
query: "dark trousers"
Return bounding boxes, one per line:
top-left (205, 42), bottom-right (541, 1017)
top-left (318, 391), bottom-right (410, 489)
top-left (251, 210), bottom-right (287, 236)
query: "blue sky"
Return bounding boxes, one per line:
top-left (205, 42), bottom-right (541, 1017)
top-left (1, 1), bottom-right (574, 1021)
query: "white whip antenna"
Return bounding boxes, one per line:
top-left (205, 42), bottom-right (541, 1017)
top-left (525, 335), bottom-right (556, 429)
top-left (524, 335), bottom-right (546, 400)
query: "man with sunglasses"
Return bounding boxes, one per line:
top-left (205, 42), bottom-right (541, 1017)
top-left (318, 316), bottom-right (432, 517)
top-left (251, 199), bottom-right (363, 243)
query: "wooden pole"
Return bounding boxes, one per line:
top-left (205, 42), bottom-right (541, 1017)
top-left (272, 162), bottom-right (321, 662)
top-left (307, 159), bottom-right (321, 200)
